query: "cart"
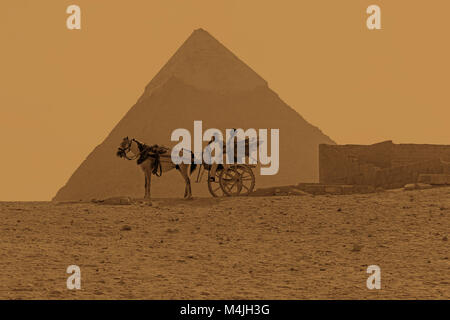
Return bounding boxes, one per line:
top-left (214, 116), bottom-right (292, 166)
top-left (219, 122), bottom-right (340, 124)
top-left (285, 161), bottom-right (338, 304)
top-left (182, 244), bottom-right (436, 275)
top-left (195, 163), bottom-right (256, 197)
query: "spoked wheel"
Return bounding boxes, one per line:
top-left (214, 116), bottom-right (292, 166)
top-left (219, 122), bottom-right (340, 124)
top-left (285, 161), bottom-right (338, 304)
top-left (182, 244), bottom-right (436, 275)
top-left (207, 168), bottom-right (225, 197)
top-left (219, 165), bottom-right (255, 197)
top-left (234, 165), bottom-right (255, 196)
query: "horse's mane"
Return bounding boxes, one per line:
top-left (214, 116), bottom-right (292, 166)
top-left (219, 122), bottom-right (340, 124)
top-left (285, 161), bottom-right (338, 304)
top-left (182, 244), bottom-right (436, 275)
top-left (132, 138), bottom-right (148, 152)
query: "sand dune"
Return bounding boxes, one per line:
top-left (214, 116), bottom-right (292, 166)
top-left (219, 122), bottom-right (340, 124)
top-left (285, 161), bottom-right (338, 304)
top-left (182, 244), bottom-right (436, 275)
top-left (1, 187), bottom-right (449, 299)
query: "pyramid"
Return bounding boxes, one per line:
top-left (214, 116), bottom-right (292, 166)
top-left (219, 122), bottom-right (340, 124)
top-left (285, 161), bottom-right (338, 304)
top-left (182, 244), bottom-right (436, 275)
top-left (54, 29), bottom-right (335, 201)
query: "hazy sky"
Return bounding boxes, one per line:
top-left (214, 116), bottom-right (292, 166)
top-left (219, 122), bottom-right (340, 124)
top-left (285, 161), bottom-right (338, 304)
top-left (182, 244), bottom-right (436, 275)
top-left (1, 0), bottom-right (449, 200)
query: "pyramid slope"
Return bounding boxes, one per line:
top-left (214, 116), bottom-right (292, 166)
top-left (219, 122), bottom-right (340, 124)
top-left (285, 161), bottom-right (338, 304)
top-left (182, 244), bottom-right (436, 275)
top-left (140, 28), bottom-right (267, 99)
top-left (54, 30), bottom-right (335, 201)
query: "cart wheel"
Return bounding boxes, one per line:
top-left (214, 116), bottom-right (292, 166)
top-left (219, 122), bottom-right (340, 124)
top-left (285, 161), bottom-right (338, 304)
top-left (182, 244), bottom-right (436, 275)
top-left (234, 165), bottom-right (255, 196)
top-left (207, 169), bottom-right (226, 197)
top-left (219, 165), bottom-right (255, 196)
top-left (219, 166), bottom-right (241, 196)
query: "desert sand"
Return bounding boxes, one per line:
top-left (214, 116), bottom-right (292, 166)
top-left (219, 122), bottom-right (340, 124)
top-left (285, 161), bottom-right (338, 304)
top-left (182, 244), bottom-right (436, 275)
top-left (1, 187), bottom-right (449, 299)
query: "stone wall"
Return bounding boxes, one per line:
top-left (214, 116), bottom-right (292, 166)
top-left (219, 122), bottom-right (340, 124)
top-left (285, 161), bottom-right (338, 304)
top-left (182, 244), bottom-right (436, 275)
top-left (319, 141), bottom-right (450, 188)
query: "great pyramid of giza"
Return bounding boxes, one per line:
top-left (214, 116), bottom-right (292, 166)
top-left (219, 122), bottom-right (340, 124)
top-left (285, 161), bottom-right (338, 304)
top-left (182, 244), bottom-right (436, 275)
top-left (54, 28), bottom-right (335, 201)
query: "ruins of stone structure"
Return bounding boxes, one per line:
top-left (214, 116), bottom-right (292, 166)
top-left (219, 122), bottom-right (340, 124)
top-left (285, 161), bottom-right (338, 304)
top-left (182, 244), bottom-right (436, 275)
top-left (319, 140), bottom-right (450, 189)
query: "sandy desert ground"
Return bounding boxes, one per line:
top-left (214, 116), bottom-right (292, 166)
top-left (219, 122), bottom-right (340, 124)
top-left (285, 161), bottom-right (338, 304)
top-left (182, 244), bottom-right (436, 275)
top-left (0, 187), bottom-right (449, 299)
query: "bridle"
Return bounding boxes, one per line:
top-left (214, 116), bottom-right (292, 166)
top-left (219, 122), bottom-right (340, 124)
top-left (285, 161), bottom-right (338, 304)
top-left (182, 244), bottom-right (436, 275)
top-left (118, 139), bottom-right (140, 160)
top-left (118, 139), bottom-right (165, 177)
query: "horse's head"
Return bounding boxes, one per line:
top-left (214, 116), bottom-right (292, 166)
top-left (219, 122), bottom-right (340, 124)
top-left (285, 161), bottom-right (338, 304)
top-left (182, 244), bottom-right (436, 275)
top-left (116, 136), bottom-right (132, 158)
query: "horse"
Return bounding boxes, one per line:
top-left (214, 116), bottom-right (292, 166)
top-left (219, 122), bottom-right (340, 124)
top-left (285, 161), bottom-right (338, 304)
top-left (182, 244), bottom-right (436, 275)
top-left (116, 137), bottom-right (196, 205)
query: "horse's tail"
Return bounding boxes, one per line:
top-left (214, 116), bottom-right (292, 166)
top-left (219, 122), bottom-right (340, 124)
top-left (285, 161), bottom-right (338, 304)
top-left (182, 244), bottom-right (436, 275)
top-left (189, 151), bottom-right (197, 175)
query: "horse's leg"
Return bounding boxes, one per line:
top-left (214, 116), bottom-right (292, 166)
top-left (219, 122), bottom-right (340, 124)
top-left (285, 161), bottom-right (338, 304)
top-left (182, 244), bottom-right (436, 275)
top-left (183, 168), bottom-right (188, 198)
top-left (179, 164), bottom-right (192, 199)
top-left (140, 165), bottom-right (149, 201)
top-left (146, 171), bottom-right (152, 205)
top-left (143, 164), bottom-right (152, 206)
top-left (144, 175), bottom-right (148, 199)
top-left (187, 164), bottom-right (193, 197)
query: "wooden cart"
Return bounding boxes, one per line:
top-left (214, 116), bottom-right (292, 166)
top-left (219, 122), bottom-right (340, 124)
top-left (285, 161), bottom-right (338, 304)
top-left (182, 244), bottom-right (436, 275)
top-left (195, 163), bottom-right (256, 197)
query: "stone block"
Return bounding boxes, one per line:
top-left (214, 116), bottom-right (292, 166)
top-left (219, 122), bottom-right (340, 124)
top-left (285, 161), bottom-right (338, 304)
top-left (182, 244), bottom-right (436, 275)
top-left (418, 174), bottom-right (450, 185)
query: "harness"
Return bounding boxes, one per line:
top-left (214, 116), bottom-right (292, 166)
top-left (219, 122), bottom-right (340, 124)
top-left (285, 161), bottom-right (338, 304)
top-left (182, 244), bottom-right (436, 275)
top-left (119, 139), bottom-right (168, 177)
top-left (137, 144), bottom-right (168, 177)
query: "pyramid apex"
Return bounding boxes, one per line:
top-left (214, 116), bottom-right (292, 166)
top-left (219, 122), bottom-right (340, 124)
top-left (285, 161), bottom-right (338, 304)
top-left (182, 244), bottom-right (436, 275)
top-left (193, 27), bottom-right (208, 33)
top-left (142, 29), bottom-right (268, 96)
top-left (185, 28), bottom-right (221, 44)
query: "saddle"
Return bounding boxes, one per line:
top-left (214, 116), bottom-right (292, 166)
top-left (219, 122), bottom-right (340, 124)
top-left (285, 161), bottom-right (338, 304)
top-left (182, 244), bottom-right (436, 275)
top-left (137, 144), bottom-right (169, 176)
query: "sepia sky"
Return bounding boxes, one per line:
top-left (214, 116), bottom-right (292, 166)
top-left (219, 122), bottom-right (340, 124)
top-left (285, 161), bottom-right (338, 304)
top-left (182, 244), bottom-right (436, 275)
top-left (1, 0), bottom-right (449, 200)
